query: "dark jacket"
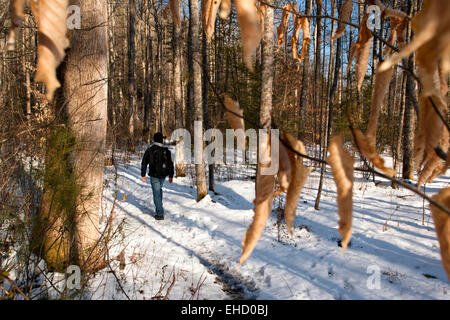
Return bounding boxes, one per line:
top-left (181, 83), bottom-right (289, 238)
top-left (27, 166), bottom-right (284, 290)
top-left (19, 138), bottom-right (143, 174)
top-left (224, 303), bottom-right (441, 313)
top-left (141, 143), bottom-right (174, 179)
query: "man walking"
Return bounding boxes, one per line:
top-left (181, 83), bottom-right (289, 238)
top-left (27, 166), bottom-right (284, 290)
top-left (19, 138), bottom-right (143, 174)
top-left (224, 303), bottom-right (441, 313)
top-left (141, 132), bottom-right (174, 220)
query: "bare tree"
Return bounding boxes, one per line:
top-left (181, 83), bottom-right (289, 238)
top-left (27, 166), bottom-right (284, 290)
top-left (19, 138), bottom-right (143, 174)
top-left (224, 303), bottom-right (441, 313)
top-left (190, 0), bottom-right (207, 201)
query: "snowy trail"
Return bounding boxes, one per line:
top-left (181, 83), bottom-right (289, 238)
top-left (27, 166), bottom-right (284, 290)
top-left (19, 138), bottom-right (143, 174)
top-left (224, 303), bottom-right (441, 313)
top-left (90, 151), bottom-right (450, 300)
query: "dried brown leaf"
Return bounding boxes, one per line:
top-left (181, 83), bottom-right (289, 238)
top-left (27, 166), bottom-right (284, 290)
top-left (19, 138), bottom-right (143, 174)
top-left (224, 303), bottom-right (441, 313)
top-left (223, 94), bottom-right (244, 131)
top-left (292, 15), bottom-right (302, 62)
top-left (170, 0), bottom-right (181, 29)
top-left (219, 0), bottom-right (231, 19)
top-left (366, 66), bottom-right (394, 145)
top-left (277, 142), bottom-right (291, 193)
top-left (430, 188), bottom-right (450, 281)
top-left (385, 17), bottom-right (407, 56)
top-left (418, 153), bottom-right (444, 189)
top-left (240, 134), bottom-right (275, 264)
top-left (346, 14), bottom-right (372, 90)
top-left (383, 8), bottom-right (408, 19)
top-left (327, 135), bottom-right (354, 253)
top-left (283, 131), bottom-right (306, 155)
top-left (370, 0), bottom-right (407, 19)
top-left (7, 0), bottom-right (25, 51)
top-left (235, 0), bottom-right (262, 72)
top-left (329, 0), bottom-right (353, 41)
top-left (202, 0), bottom-right (221, 42)
top-left (441, 148), bottom-right (450, 176)
top-left (299, 16), bottom-right (311, 62)
top-left (418, 125), bottom-right (449, 187)
top-left (414, 94), bottom-right (447, 168)
top-left (31, 0), bottom-right (70, 101)
top-left (276, 4), bottom-right (292, 50)
top-left (354, 129), bottom-right (396, 176)
top-left (379, 0), bottom-right (450, 98)
top-left (355, 14), bottom-right (372, 91)
top-left (283, 133), bottom-right (311, 235)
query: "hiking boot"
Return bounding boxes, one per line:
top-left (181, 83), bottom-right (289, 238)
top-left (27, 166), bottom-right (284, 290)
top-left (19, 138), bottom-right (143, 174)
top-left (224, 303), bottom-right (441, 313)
top-left (154, 215), bottom-right (164, 220)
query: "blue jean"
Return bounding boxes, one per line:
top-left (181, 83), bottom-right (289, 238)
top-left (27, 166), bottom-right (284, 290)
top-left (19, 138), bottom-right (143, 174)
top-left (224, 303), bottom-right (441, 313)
top-left (150, 176), bottom-right (165, 216)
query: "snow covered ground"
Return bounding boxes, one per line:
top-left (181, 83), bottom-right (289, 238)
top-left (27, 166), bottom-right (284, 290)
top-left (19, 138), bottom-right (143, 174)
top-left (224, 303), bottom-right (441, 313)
top-left (89, 149), bottom-right (450, 300)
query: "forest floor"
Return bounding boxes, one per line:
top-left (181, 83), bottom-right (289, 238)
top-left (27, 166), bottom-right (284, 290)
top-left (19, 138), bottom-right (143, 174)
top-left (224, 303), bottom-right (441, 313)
top-left (89, 147), bottom-right (450, 300)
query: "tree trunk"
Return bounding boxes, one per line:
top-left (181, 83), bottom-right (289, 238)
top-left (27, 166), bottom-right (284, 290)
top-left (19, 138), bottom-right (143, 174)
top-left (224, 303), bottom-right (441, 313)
top-left (173, 4), bottom-right (185, 177)
top-left (402, 56), bottom-right (417, 180)
top-left (298, 0), bottom-right (313, 140)
top-left (402, 1), bottom-right (418, 180)
top-left (144, 5), bottom-right (154, 144)
top-left (260, 0), bottom-right (274, 129)
top-left (202, 31), bottom-right (215, 191)
top-left (65, 0), bottom-right (108, 269)
top-left (314, 10), bottom-right (342, 210)
top-left (128, 0), bottom-right (137, 150)
top-left (190, 0), bottom-right (208, 201)
top-left (35, 0), bottom-right (109, 271)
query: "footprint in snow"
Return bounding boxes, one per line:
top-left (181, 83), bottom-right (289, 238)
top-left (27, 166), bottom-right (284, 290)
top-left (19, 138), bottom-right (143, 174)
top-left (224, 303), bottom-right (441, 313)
top-left (328, 266), bottom-right (335, 278)
top-left (264, 275), bottom-right (272, 287)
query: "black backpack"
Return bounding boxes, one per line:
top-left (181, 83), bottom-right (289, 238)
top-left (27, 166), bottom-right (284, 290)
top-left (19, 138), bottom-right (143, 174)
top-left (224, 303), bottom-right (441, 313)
top-left (150, 146), bottom-right (172, 177)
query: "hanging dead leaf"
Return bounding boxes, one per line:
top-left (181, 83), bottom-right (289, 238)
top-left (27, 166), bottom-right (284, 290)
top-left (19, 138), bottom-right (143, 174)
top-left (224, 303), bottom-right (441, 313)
top-left (202, 0), bottom-right (221, 42)
top-left (383, 8), bottom-right (408, 19)
top-left (414, 94), bottom-right (447, 168)
top-left (418, 153), bottom-right (444, 189)
top-left (378, 0), bottom-right (450, 98)
top-left (170, 0), bottom-right (181, 29)
top-left (329, 0), bottom-right (353, 41)
top-left (346, 14), bottom-right (372, 90)
top-left (219, 0), bottom-right (231, 19)
top-left (441, 149), bottom-right (450, 176)
top-left (371, 0), bottom-right (407, 19)
top-left (353, 129), bottom-right (396, 176)
top-left (430, 187), bottom-right (450, 281)
top-left (327, 135), bottom-right (354, 253)
top-left (7, 0), bottom-right (25, 51)
top-left (240, 134), bottom-right (275, 265)
top-left (282, 133), bottom-right (311, 235)
top-left (417, 125), bottom-right (449, 188)
top-left (283, 131), bottom-right (306, 155)
top-left (292, 15), bottom-right (302, 62)
top-left (299, 16), bottom-right (311, 63)
top-left (355, 14), bottom-right (372, 91)
top-left (235, 0), bottom-right (262, 72)
top-left (223, 94), bottom-right (244, 131)
top-left (276, 142), bottom-right (291, 194)
top-left (366, 66), bottom-right (394, 145)
top-left (385, 17), bottom-right (407, 56)
top-left (30, 0), bottom-right (70, 101)
top-left (276, 3), bottom-right (292, 50)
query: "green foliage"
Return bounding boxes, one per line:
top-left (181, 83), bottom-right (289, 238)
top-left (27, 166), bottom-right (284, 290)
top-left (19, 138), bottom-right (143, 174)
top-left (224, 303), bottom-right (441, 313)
top-left (30, 125), bottom-right (82, 272)
top-left (44, 126), bottom-right (79, 214)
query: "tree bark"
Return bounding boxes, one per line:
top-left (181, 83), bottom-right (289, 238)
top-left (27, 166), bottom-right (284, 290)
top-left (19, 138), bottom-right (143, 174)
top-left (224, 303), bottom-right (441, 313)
top-left (190, 0), bottom-right (208, 201)
top-left (65, 0), bottom-right (109, 269)
top-left (202, 31), bottom-right (214, 191)
top-left (128, 0), bottom-right (137, 151)
top-left (260, 0), bottom-right (274, 129)
top-left (36, 0), bottom-right (109, 271)
top-left (173, 3), bottom-right (185, 176)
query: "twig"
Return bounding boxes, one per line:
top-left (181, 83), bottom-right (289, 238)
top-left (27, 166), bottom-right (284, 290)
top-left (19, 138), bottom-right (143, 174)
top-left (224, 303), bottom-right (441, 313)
top-left (201, 45), bottom-right (450, 216)
top-left (163, 272), bottom-right (176, 300)
top-left (346, 115), bottom-right (450, 216)
top-left (4, 276), bottom-right (30, 300)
